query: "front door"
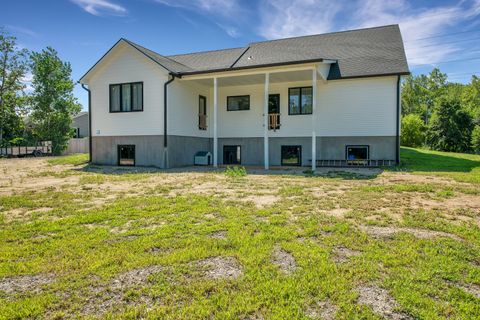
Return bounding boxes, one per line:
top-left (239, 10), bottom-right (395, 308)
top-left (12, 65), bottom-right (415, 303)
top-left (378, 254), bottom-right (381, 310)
top-left (223, 145), bottom-right (241, 165)
top-left (268, 94), bottom-right (280, 130)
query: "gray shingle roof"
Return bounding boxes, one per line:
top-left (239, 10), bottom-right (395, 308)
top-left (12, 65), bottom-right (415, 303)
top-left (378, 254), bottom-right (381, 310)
top-left (110, 25), bottom-right (409, 80)
top-left (168, 47), bottom-right (248, 73)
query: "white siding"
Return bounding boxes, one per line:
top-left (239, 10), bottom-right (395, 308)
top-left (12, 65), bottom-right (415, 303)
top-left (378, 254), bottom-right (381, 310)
top-left (168, 80), bottom-right (211, 137)
top-left (88, 44), bottom-right (168, 137)
top-left (169, 76), bottom-right (396, 138)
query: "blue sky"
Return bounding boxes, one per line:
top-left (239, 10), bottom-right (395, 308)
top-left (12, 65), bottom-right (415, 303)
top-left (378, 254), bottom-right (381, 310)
top-left (2, 0), bottom-right (480, 110)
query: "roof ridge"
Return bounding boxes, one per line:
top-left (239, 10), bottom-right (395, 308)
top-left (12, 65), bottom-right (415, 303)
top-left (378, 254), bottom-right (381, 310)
top-left (122, 38), bottom-right (192, 69)
top-left (167, 46), bottom-right (246, 58)
top-left (249, 24), bottom-right (400, 46)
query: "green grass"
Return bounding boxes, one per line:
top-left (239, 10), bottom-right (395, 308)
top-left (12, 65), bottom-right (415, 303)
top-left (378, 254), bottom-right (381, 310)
top-left (400, 147), bottom-right (480, 183)
top-left (47, 153), bottom-right (89, 166)
top-left (0, 149), bottom-right (479, 319)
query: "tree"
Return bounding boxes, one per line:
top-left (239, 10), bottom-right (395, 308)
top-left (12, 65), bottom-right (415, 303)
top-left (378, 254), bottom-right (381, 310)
top-left (462, 75), bottom-right (480, 123)
top-left (401, 114), bottom-right (425, 147)
top-left (30, 47), bottom-right (80, 155)
top-left (0, 28), bottom-right (29, 146)
top-left (426, 96), bottom-right (474, 153)
top-left (472, 125), bottom-right (480, 154)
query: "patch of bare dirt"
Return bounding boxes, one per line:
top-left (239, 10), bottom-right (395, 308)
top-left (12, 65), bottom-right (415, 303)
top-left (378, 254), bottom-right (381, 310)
top-left (416, 195), bottom-right (480, 211)
top-left (242, 194), bottom-right (279, 207)
top-left (82, 265), bottom-right (163, 316)
top-left (209, 230), bottom-right (227, 239)
top-left (357, 285), bottom-right (412, 319)
top-left (0, 273), bottom-right (55, 295)
top-left (332, 246), bottom-right (362, 263)
top-left (305, 300), bottom-right (338, 319)
top-left (241, 312), bottom-right (264, 320)
top-left (322, 207), bottom-right (350, 218)
top-left (197, 256), bottom-right (243, 280)
top-left (456, 282), bottom-right (480, 299)
top-left (272, 246), bottom-right (297, 274)
top-left (359, 225), bottom-right (462, 241)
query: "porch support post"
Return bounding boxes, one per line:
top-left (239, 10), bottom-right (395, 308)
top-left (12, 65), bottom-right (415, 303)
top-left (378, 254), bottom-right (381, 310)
top-left (263, 72), bottom-right (270, 170)
top-left (311, 68), bottom-right (317, 171)
top-left (213, 77), bottom-right (218, 167)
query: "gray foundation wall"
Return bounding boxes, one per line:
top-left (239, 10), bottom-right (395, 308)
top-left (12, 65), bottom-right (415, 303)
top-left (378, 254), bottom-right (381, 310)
top-left (92, 135), bottom-right (396, 168)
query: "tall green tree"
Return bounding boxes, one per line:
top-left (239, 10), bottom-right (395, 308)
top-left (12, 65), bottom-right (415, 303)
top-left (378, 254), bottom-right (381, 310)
top-left (401, 114), bottom-right (425, 148)
top-left (426, 95), bottom-right (473, 153)
top-left (30, 47), bottom-right (80, 155)
top-left (462, 75), bottom-right (480, 123)
top-left (0, 29), bottom-right (29, 146)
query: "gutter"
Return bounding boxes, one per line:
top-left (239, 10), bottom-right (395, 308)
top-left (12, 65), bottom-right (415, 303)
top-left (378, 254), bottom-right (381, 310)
top-left (80, 83), bottom-right (92, 163)
top-left (395, 75), bottom-right (401, 165)
top-left (163, 74), bottom-right (177, 168)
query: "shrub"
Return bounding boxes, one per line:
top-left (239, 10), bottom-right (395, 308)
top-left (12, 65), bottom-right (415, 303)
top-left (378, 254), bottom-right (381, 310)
top-left (472, 125), bottom-right (480, 154)
top-left (224, 166), bottom-right (247, 179)
top-left (401, 114), bottom-right (425, 147)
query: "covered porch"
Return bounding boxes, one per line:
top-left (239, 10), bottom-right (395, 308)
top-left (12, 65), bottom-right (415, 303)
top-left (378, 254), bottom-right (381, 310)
top-left (180, 62), bottom-right (335, 170)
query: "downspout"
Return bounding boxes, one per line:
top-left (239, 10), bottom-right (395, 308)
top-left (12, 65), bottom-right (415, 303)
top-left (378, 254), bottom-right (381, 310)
top-left (80, 83), bottom-right (92, 163)
top-left (163, 74), bottom-right (176, 169)
top-left (395, 75), bottom-right (401, 165)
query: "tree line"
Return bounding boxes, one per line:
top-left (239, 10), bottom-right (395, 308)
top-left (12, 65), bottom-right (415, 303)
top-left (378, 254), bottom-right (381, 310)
top-left (401, 68), bottom-right (480, 154)
top-left (0, 29), bottom-right (80, 155)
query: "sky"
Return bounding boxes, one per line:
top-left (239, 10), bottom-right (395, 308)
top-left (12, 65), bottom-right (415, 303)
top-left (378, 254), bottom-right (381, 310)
top-left (2, 0), bottom-right (480, 110)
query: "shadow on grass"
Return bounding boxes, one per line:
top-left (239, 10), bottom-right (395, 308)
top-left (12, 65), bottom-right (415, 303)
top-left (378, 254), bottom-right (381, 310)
top-left (399, 147), bottom-right (480, 173)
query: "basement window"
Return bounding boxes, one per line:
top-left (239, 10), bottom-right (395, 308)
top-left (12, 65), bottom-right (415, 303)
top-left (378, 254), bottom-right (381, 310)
top-left (288, 87), bottom-right (312, 115)
top-left (227, 95), bottom-right (250, 111)
top-left (118, 145), bottom-right (135, 166)
top-left (110, 82), bottom-right (143, 112)
top-left (281, 145), bottom-right (302, 166)
top-left (346, 145), bottom-right (369, 164)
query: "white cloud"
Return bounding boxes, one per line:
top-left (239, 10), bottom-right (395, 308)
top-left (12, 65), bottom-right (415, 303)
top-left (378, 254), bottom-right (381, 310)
top-left (70, 0), bottom-right (127, 16)
top-left (258, 0), bottom-right (342, 39)
top-left (155, 0), bottom-right (240, 17)
top-left (5, 25), bottom-right (39, 38)
top-left (257, 0), bottom-right (480, 65)
top-left (155, 0), bottom-right (243, 37)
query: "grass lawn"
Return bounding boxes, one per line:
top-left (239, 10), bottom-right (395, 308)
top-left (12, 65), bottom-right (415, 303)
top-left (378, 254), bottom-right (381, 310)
top-left (0, 148), bottom-right (479, 319)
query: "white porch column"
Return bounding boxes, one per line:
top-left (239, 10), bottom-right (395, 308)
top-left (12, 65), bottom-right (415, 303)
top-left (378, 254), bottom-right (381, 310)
top-left (263, 73), bottom-right (270, 170)
top-left (311, 69), bottom-right (317, 171)
top-left (213, 77), bottom-right (218, 167)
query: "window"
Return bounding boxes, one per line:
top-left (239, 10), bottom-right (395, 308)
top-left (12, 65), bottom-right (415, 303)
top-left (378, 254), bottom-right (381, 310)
top-left (227, 95), bottom-right (250, 111)
top-left (199, 95), bottom-right (207, 130)
top-left (223, 145), bottom-right (241, 164)
top-left (288, 87), bottom-right (312, 115)
top-left (118, 145), bottom-right (135, 166)
top-left (110, 82), bottom-right (143, 112)
top-left (281, 146), bottom-right (301, 166)
top-left (346, 145), bottom-right (369, 165)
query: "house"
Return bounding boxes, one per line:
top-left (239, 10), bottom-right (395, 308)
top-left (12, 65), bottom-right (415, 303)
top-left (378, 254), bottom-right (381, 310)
top-left (79, 24), bottom-right (409, 169)
top-left (72, 112), bottom-right (89, 138)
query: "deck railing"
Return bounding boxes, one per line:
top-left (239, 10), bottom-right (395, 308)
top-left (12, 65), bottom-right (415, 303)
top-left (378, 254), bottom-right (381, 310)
top-left (309, 159), bottom-right (396, 167)
top-left (198, 114), bottom-right (207, 130)
top-left (268, 113), bottom-right (281, 131)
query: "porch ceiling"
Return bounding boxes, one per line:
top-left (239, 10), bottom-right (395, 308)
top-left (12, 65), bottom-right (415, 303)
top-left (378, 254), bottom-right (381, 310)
top-left (185, 69), bottom-right (313, 87)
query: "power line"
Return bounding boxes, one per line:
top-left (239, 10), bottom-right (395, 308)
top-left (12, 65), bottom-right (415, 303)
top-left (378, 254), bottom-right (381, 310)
top-left (405, 28), bottom-right (480, 42)
top-left (410, 56), bottom-right (480, 67)
top-left (410, 36), bottom-right (480, 48)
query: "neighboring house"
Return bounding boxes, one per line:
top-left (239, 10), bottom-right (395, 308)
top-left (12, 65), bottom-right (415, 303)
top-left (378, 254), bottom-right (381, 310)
top-left (72, 112), bottom-right (89, 138)
top-left (79, 24), bottom-right (409, 169)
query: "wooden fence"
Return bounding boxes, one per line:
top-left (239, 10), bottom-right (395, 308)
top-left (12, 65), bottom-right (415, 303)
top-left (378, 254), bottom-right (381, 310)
top-left (64, 138), bottom-right (89, 154)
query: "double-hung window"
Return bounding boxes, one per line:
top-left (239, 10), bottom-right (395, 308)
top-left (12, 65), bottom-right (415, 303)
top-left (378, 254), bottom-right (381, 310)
top-left (110, 82), bottom-right (143, 112)
top-left (288, 87), bottom-right (312, 115)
